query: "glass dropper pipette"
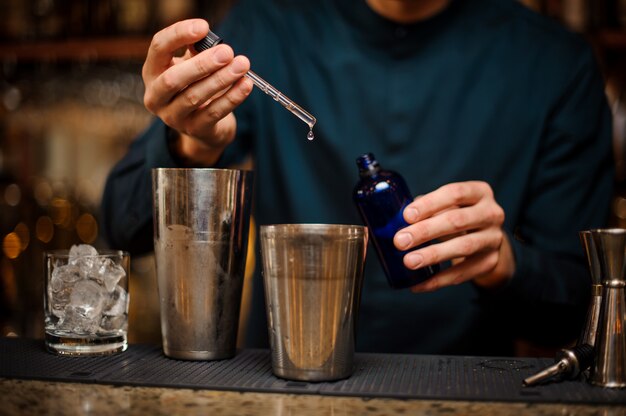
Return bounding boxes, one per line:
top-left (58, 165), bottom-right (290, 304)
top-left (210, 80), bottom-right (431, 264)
top-left (195, 31), bottom-right (317, 139)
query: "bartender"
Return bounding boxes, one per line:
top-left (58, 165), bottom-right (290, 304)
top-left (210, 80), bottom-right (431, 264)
top-left (101, 0), bottom-right (614, 355)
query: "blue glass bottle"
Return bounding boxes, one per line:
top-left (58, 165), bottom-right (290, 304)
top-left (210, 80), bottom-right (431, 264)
top-left (353, 153), bottom-right (439, 289)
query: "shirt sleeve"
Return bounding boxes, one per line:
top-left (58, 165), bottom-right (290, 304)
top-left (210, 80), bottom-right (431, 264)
top-left (99, 119), bottom-right (178, 255)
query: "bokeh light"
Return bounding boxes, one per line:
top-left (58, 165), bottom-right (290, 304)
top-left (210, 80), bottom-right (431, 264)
top-left (2, 232), bottom-right (21, 259)
top-left (34, 180), bottom-right (53, 207)
top-left (4, 184), bottom-right (21, 207)
top-left (36, 216), bottom-right (54, 243)
top-left (13, 222), bottom-right (30, 251)
top-left (76, 213), bottom-right (98, 244)
top-left (50, 197), bottom-right (72, 228)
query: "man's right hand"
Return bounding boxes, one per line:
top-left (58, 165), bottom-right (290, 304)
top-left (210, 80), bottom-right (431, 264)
top-left (142, 19), bottom-right (254, 165)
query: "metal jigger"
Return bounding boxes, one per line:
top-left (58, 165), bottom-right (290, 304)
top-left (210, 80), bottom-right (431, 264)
top-left (578, 231), bottom-right (603, 348)
top-left (589, 228), bottom-right (626, 388)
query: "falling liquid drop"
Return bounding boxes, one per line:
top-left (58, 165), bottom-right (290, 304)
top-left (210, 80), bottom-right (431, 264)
top-left (307, 129), bottom-right (314, 141)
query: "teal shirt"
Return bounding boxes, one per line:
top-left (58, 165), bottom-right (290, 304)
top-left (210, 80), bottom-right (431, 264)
top-left (101, 0), bottom-right (614, 354)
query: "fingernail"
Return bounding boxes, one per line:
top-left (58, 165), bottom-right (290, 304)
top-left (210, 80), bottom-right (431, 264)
top-left (191, 21), bottom-right (204, 36)
top-left (230, 56), bottom-right (248, 74)
top-left (406, 252), bottom-right (423, 269)
top-left (213, 46), bottom-right (231, 64)
top-left (396, 232), bottom-right (412, 249)
top-left (241, 77), bottom-right (254, 94)
top-left (404, 207), bottom-right (419, 222)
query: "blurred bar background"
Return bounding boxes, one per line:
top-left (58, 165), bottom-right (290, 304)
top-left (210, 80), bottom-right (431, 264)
top-left (0, 0), bottom-right (234, 344)
top-left (0, 0), bottom-right (625, 351)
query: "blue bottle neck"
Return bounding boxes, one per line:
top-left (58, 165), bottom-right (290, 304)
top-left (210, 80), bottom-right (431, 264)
top-left (357, 153), bottom-right (381, 178)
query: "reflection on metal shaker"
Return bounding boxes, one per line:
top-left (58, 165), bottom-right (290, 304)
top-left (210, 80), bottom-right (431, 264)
top-left (152, 168), bottom-right (253, 360)
top-left (260, 224), bottom-right (368, 382)
top-left (579, 230), bottom-right (603, 348)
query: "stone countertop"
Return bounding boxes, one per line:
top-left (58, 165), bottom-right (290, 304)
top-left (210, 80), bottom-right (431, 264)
top-left (2, 378), bottom-right (625, 416)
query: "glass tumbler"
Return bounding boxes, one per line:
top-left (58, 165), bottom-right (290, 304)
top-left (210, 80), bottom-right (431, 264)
top-left (44, 245), bottom-right (130, 355)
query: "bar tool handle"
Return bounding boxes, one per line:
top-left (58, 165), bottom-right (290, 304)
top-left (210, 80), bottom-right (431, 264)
top-left (523, 344), bottom-right (594, 387)
top-left (523, 361), bottom-right (568, 387)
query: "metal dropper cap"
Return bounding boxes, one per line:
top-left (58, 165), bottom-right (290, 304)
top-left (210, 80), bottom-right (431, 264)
top-left (194, 31), bottom-right (223, 52)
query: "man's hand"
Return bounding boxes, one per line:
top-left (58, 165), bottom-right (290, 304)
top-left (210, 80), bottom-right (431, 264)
top-left (142, 19), bottom-right (254, 165)
top-left (393, 181), bottom-right (515, 292)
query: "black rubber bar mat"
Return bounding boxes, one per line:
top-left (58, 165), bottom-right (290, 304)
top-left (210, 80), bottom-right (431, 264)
top-left (1, 337), bottom-right (625, 405)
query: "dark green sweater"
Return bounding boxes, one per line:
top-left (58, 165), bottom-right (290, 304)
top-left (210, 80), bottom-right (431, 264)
top-left (101, 0), bottom-right (614, 355)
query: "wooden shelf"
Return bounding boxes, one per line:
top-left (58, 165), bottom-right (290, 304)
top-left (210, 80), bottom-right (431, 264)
top-left (0, 37), bottom-right (151, 61)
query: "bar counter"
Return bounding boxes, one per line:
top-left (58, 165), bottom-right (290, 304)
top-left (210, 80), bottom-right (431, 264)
top-left (2, 378), bottom-right (626, 416)
top-left (2, 337), bottom-right (625, 415)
